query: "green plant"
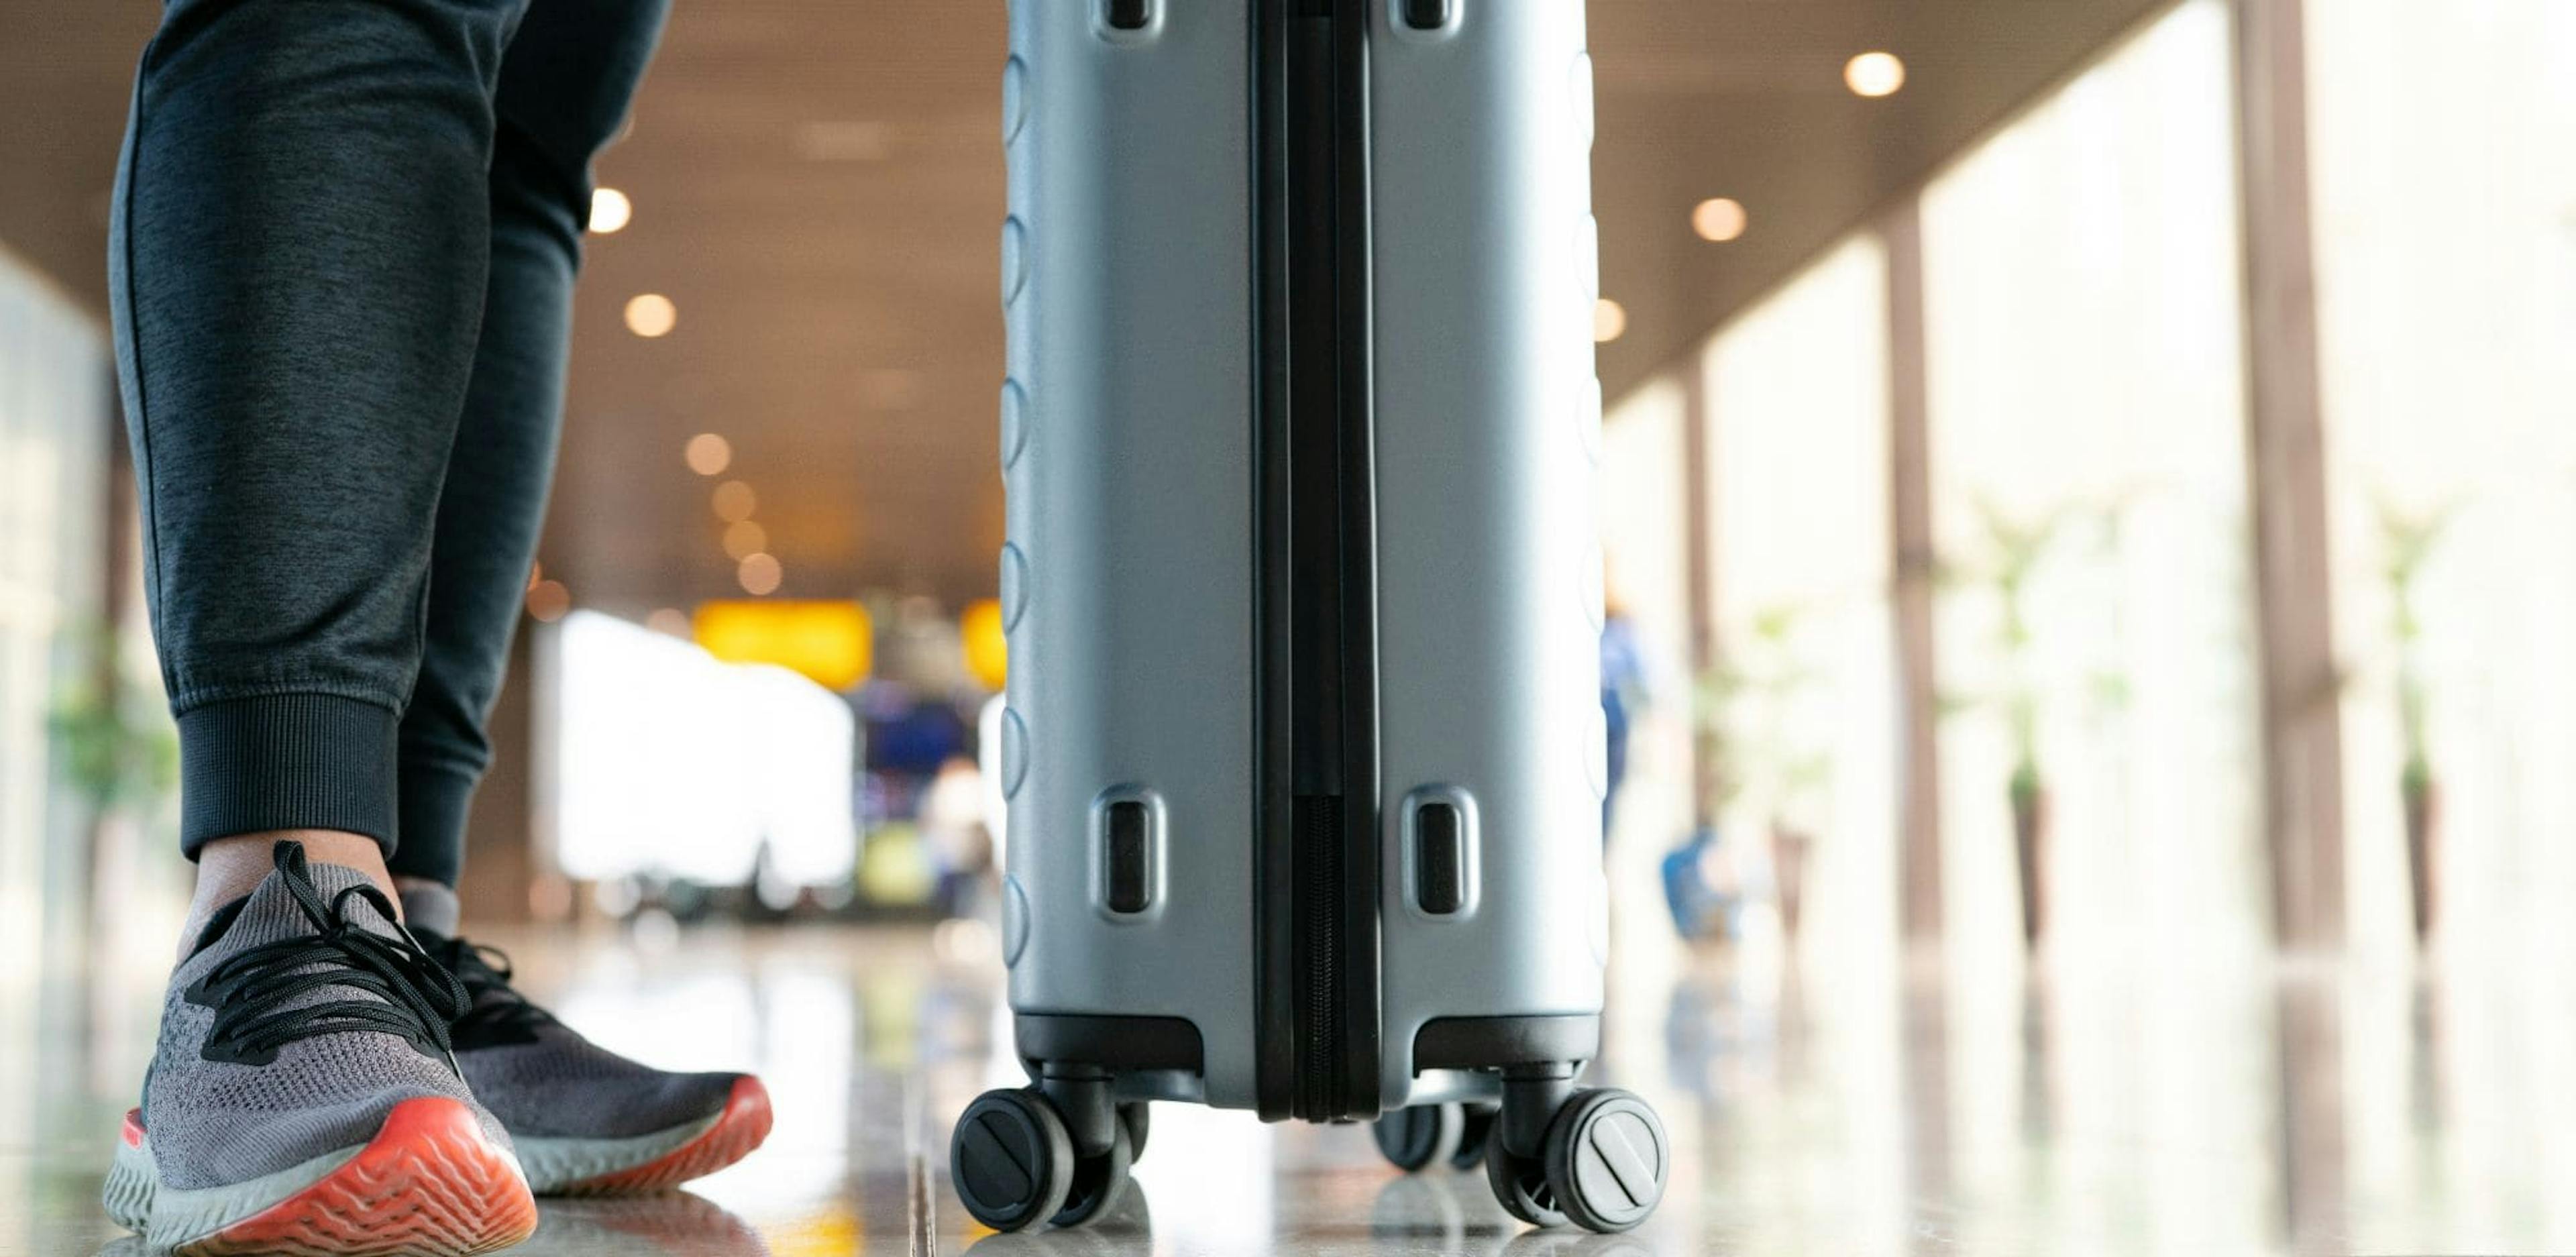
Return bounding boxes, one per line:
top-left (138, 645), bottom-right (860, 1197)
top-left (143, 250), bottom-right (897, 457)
top-left (1696, 602), bottom-right (1831, 832)
top-left (48, 626), bottom-right (176, 814)
top-left (1953, 496), bottom-right (2074, 798)
top-left (2375, 496), bottom-right (2456, 804)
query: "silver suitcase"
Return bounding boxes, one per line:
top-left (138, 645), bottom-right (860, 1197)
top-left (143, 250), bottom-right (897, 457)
top-left (953, 0), bottom-right (1667, 1234)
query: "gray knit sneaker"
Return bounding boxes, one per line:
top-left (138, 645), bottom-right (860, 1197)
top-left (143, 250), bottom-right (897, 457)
top-left (102, 841), bottom-right (537, 1256)
top-left (402, 885), bottom-right (773, 1196)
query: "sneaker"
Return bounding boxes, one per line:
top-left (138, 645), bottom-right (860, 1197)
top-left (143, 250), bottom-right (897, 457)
top-left (103, 841), bottom-right (537, 1256)
top-left (401, 888), bottom-right (773, 1196)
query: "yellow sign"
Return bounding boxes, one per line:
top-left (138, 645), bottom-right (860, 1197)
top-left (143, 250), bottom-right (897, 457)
top-left (961, 598), bottom-right (1008, 690)
top-left (694, 600), bottom-right (873, 691)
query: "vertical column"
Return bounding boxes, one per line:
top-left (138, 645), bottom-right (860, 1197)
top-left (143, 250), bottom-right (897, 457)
top-left (2233, 0), bottom-right (2345, 951)
top-left (1678, 358), bottom-right (1722, 830)
top-left (1881, 197), bottom-right (1943, 947)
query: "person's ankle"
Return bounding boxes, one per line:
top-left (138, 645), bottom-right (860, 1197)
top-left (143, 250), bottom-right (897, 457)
top-left (184, 830), bottom-right (396, 955)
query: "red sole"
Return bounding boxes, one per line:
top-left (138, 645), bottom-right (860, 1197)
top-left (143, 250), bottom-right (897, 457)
top-left (178, 1097), bottom-right (537, 1257)
top-left (551, 1075), bottom-right (774, 1197)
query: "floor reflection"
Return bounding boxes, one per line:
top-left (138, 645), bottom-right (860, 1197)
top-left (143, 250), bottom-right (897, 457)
top-left (9, 922), bottom-right (2576, 1254)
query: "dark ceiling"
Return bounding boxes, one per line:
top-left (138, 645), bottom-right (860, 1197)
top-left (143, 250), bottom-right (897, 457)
top-left (1, 0), bottom-right (2170, 610)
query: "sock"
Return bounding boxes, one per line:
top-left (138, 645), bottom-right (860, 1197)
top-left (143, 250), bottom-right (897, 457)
top-left (399, 881), bottom-right (462, 938)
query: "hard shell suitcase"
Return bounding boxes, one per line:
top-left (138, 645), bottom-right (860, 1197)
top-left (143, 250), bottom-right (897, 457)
top-left (954, 0), bottom-right (1667, 1233)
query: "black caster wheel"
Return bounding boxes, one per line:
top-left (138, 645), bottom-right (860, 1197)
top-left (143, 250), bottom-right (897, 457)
top-left (1373, 1102), bottom-right (1468, 1172)
top-left (1542, 1088), bottom-right (1669, 1234)
top-left (1483, 1118), bottom-right (1566, 1227)
top-left (1453, 1103), bottom-right (1499, 1170)
top-left (1051, 1117), bottom-right (1135, 1227)
top-left (953, 1088), bottom-right (1075, 1232)
top-left (1118, 1101), bottom-right (1150, 1164)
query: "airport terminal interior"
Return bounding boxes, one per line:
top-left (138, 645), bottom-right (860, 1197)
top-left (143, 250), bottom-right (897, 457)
top-left (5, 0), bottom-right (2576, 1253)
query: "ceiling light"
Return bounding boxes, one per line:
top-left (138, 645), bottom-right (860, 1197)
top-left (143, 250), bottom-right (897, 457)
top-left (737, 552), bottom-right (784, 596)
top-left (684, 433), bottom-right (731, 476)
top-left (712, 480), bottom-right (757, 523)
top-left (1691, 197), bottom-right (1748, 242)
top-left (525, 579), bottom-right (571, 622)
top-left (723, 518), bottom-right (768, 560)
top-left (1593, 298), bottom-right (1627, 343)
top-left (624, 292), bottom-right (676, 338)
top-left (1845, 51), bottom-right (1905, 98)
top-left (645, 607), bottom-right (690, 637)
top-left (590, 188), bottom-right (632, 233)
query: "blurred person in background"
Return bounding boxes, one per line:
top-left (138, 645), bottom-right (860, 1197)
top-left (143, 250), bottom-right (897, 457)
top-left (1600, 582), bottom-right (1651, 844)
top-left (98, 1), bottom-right (769, 1248)
top-left (920, 754), bottom-right (996, 917)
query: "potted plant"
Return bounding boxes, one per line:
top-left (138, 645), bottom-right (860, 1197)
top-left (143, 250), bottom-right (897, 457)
top-left (1684, 603), bottom-right (1831, 942)
top-left (2376, 497), bottom-right (2453, 947)
top-left (1949, 497), bottom-right (2100, 950)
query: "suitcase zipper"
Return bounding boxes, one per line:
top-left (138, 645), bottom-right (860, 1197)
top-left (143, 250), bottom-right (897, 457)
top-left (1254, 0), bottom-right (1381, 1125)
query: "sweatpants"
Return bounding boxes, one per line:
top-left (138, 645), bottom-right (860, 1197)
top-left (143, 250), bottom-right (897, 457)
top-left (112, 0), bottom-right (670, 885)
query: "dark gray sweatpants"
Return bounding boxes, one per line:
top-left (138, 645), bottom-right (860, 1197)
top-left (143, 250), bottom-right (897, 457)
top-left (112, 0), bottom-right (669, 885)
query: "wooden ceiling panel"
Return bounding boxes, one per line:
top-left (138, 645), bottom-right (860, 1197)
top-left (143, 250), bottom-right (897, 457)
top-left (3, 0), bottom-right (2173, 609)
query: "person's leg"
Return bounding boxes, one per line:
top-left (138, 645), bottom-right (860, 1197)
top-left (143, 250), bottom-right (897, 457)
top-left (382, 2), bottom-right (775, 1195)
top-left (106, 1), bottom-right (540, 1248)
top-left (115, 0), bottom-right (533, 926)
top-left (391, 0), bottom-right (670, 899)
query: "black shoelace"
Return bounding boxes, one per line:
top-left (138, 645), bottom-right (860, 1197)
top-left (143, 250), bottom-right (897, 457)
top-left (184, 842), bottom-right (470, 1072)
top-left (424, 935), bottom-right (556, 1049)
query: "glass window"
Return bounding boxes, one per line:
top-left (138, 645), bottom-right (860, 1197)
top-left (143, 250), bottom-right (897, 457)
top-left (1921, 0), bottom-right (2264, 973)
top-left (1599, 380), bottom-right (1697, 965)
top-left (0, 250), bottom-right (111, 989)
top-left (2308, 0), bottom-right (2576, 966)
top-left (1704, 236), bottom-right (1898, 976)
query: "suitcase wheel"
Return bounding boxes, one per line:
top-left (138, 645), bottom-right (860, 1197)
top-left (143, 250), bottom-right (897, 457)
top-left (1539, 1088), bottom-right (1669, 1234)
top-left (1118, 1101), bottom-right (1150, 1164)
top-left (1452, 1103), bottom-right (1497, 1170)
top-left (1370, 1101), bottom-right (1499, 1172)
top-left (1482, 1117), bottom-right (1568, 1227)
top-left (951, 1088), bottom-right (1077, 1232)
top-left (1372, 1102), bottom-right (1464, 1172)
top-left (1481, 1087), bottom-right (1669, 1232)
top-left (1049, 1113), bottom-right (1135, 1228)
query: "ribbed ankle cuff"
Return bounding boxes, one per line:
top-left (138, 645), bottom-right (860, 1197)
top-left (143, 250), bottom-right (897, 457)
top-left (178, 693), bottom-right (399, 859)
top-left (391, 759), bottom-right (475, 887)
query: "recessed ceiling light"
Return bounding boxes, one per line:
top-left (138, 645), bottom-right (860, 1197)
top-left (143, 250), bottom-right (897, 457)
top-left (525, 579), bottom-right (571, 622)
top-left (645, 607), bottom-right (691, 637)
top-left (1845, 51), bottom-right (1905, 98)
top-left (712, 480), bottom-right (757, 523)
top-left (1691, 197), bottom-right (1748, 242)
top-left (684, 433), bottom-right (731, 476)
top-left (625, 292), bottom-right (677, 338)
top-left (590, 188), bottom-right (632, 233)
top-left (737, 552), bottom-right (783, 596)
top-left (1593, 298), bottom-right (1627, 343)
top-left (723, 518), bottom-right (769, 560)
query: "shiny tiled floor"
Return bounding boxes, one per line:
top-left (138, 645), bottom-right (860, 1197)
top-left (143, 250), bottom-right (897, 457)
top-left (10, 920), bottom-right (2576, 1256)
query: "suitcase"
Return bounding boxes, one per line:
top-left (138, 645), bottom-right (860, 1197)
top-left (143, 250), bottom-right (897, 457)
top-left (952, 0), bottom-right (1667, 1234)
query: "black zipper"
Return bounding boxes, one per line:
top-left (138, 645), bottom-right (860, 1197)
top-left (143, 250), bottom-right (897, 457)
top-left (1253, 0), bottom-right (1380, 1124)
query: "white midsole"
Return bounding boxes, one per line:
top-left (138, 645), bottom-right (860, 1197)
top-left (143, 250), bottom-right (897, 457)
top-left (104, 1132), bottom-right (366, 1250)
top-left (511, 1109), bottom-right (724, 1193)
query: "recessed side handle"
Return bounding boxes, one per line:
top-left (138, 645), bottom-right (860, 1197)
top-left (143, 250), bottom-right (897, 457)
top-left (1415, 802), bottom-right (1464, 914)
top-left (1105, 800), bottom-right (1152, 914)
top-left (1104, 0), bottom-right (1153, 32)
top-left (1090, 788), bottom-right (1165, 919)
top-left (1401, 786), bottom-right (1480, 920)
